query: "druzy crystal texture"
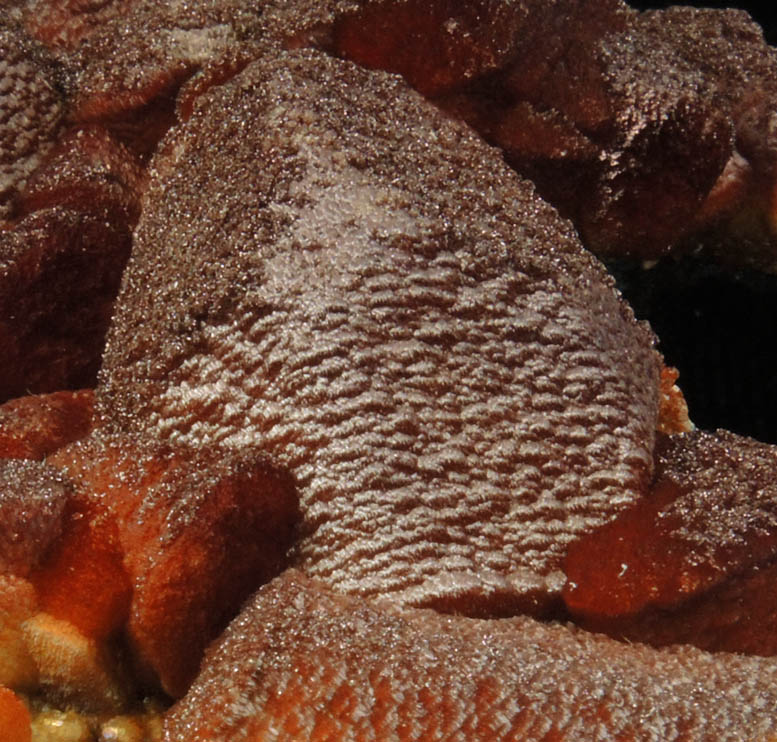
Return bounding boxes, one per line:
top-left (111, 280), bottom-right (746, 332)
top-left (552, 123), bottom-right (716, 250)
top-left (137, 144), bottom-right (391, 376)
top-left (1, 1), bottom-right (777, 740)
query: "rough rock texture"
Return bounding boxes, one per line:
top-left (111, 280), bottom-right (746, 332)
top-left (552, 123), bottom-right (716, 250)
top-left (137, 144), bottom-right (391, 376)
top-left (61, 0), bottom-right (265, 129)
top-left (0, 23), bottom-right (65, 222)
top-left (566, 429), bottom-right (777, 614)
top-left (330, 1), bottom-right (777, 263)
top-left (17, 125), bottom-right (144, 223)
top-left (98, 49), bottom-right (660, 615)
top-left (166, 570), bottom-right (777, 742)
top-left (330, 0), bottom-right (541, 96)
top-left (22, 0), bottom-right (143, 50)
top-left (0, 2), bottom-right (775, 738)
top-left (606, 8), bottom-right (777, 266)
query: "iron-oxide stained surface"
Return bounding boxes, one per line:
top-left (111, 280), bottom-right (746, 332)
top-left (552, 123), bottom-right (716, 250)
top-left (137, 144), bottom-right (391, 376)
top-left (0, 389), bottom-right (94, 460)
top-left (98, 49), bottom-right (660, 615)
top-left (565, 429), bottom-right (777, 657)
top-left (2, 2), bottom-right (776, 738)
top-left (46, 431), bottom-right (300, 697)
top-left (567, 429), bottom-right (777, 618)
top-left (166, 569), bottom-right (777, 741)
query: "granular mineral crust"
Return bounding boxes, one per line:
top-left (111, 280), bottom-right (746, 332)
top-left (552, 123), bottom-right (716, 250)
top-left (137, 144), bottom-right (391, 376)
top-left (99, 48), bottom-right (660, 615)
top-left (0, 390), bottom-right (94, 460)
top-left (47, 432), bottom-right (299, 696)
top-left (333, 0), bottom-right (777, 264)
top-left (166, 570), bottom-right (777, 741)
top-left (0, 1), bottom-right (777, 739)
top-left (0, 23), bottom-right (65, 222)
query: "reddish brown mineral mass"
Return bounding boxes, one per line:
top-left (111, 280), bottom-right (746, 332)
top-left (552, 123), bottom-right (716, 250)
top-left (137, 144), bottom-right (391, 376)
top-left (1, 1), bottom-right (777, 741)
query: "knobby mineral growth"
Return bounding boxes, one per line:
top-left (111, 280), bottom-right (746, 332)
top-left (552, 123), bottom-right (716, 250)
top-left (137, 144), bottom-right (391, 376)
top-left (1, 1), bottom-right (777, 740)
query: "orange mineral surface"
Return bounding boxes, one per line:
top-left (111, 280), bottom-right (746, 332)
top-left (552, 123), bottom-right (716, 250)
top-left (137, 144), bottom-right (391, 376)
top-left (1, 1), bottom-right (777, 741)
top-left (47, 434), bottom-right (299, 698)
top-left (0, 686), bottom-right (31, 742)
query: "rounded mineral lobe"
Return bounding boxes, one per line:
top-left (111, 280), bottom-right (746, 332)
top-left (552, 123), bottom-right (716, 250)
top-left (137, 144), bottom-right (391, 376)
top-left (98, 48), bottom-right (660, 614)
